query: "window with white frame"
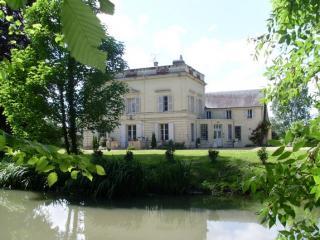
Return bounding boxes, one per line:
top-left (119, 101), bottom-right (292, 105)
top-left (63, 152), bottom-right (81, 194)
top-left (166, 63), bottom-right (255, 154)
top-left (188, 96), bottom-right (195, 112)
top-left (235, 126), bottom-right (241, 140)
top-left (191, 123), bottom-right (195, 142)
top-left (226, 109), bottom-right (232, 119)
top-left (200, 124), bottom-right (208, 140)
top-left (247, 109), bottom-right (253, 119)
top-left (197, 99), bottom-right (203, 114)
top-left (127, 125), bottom-right (136, 141)
top-left (158, 96), bottom-right (172, 112)
top-left (126, 97), bottom-right (140, 114)
top-left (228, 124), bottom-right (232, 140)
top-left (206, 111), bottom-right (212, 119)
top-left (160, 123), bottom-right (169, 141)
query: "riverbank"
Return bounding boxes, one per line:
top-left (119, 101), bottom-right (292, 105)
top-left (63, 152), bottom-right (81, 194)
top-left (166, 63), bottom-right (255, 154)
top-left (0, 147), bottom-right (274, 198)
top-left (84, 148), bottom-right (273, 195)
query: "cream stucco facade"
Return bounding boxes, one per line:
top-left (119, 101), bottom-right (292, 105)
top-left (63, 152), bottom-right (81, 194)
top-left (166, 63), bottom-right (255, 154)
top-left (83, 58), bottom-right (270, 149)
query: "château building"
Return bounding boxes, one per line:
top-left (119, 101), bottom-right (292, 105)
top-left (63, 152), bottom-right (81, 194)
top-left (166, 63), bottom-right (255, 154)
top-left (83, 56), bottom-right (271, 149)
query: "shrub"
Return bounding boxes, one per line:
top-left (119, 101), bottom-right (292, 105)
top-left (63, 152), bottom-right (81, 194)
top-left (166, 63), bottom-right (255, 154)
top-left (99, 137), bottom-right (107, 148)
top-left (249, 120), bottom-right (271, 146)
top-left (257, 147), bottom-right (268, 165)
top-left (0, 162), bottom-right (46, 190)
top-left (80, 154), bottom-right (145, 198)
top-left (151, 132), bottom-right (157, 149)
top-left (165, 140), bottom-right (175, 162)
top-left (208, 148), bottom-right (219, 162)
top-left (145, 160), bottom-right (192, 194)
top-left (159, 141), bottom-right (185, 149)
top-left (124, 150), bottom-right (134, 161)
top-left (92, 135), bottom-right (99, 152)
top-left (195, 138), bottom-right (201, 148)
top-left (127, 145), bottom-right (135, 151)
top-left (165, 149), bottom-right (175, 162)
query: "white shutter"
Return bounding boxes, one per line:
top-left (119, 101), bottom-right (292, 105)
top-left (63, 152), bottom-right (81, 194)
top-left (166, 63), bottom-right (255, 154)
top-left (169, 123), bottom-right (174, 141)
top-left (158, 96), bottom-right (163, 112)
top-left (120, 124), bottom-right (126, 148)
top-left (154, 123), bottom-right (159, 140)
top-left (136, 97), bottom-right (140, 113)
top-left (125, 99), bottom-right (129, 114)
top-left (136, 123), bottom-right (142, 139)
top-left (251, 109), bottom-right (254, 118)
top-left (188, 96), bottom-right (191, 112)
top-left (168, 96), bottom-right (173, 112)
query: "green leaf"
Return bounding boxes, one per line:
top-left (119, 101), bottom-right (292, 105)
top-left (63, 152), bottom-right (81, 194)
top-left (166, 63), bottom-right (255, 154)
top-left (96, 164), bottom-right (106, 176)
top-left (99, 0), bottom-right (114, 14)
top-left (268, 139), bottom-right (282, 146)
top-left (296, 153), bottom-right (308, 160)
top-left (47, 172), bottom-right (58, 187)
top-left (61, 0), bottom-right (107, 72)
top-left (42, 165), bottom-right (55, 173)
top-left (71, 170), bottom-right (79, 180)
top-left (272, 146), bottom-right (285, 156)
top-left (4, 0), bottom-right (27, 10)
top-left (27, 156), bottom-right (38, 165)
top-left (35, 157), bottom-right (49, 172)
top-left (59, 162), bottom-right (69, 172)
top-left (284, 131), bottom-right (293, 145)
top-left (293, 138), bottom-right (306, 152)
top-left (0, 133), bottom-right (5, 150)
top-left (82, 171), bottom-right (93, 181)
top-left (278, 151), bottom-right (292, 160)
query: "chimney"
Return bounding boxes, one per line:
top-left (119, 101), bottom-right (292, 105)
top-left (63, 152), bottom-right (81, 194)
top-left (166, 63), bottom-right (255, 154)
top-left (172, 54), bottom-right (185, 65)
top-left (154, 61), bottom-right (158, 67)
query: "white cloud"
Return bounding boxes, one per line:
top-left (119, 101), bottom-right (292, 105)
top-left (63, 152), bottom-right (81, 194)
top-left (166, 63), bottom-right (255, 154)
top-left (153, 25), bottom-right (186, 57)
top-left (99, 9), bottom-right (267, 92)
top-left (184, 37), bottom-right (267, 92)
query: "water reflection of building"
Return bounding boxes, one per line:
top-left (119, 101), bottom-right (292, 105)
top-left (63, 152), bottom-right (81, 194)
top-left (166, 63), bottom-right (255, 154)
top-left (0, 190), bottom-right (279, 240)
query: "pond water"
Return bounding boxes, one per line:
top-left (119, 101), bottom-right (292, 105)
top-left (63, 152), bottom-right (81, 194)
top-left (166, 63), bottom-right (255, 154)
top-left (0, 190), bottom-right (280, 240)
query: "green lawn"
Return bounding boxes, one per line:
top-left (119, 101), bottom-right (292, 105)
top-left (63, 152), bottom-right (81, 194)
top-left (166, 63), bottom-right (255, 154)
top-left (83, 148), bottom-right (280, 193)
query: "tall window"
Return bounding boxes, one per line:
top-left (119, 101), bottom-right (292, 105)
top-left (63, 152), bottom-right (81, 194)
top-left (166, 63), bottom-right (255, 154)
top-left (191, 123), bottom-right (195, 142)
top-left (127, 125), bottom-right (136, 140)
top-left (188, 96), bottom-right (195, 112)
top-left (235, 126), bottom-right (241, 140)
top-left (160, 124), bottom-right (169, 141)
top-left (159, 96), bottom-right (172, 112)
top-left (226, 110), bottom-right (232, 119)
top-left (228, 124), bottom-right (232, 140)
top-left (126, 97), bottom-right (140, 114)
top-left (247, 109), bottom-right (253, 119)
top-left (200, 124), bottom-right (208, 140)
top-left (206, 111), bottom-right (212, 119)
top-left (197, 99), bottom-right (203, 113)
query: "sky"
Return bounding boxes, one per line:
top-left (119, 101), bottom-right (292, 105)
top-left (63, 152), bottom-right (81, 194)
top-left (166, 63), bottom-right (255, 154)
top-left (99, 0), bottom-right (272, 92)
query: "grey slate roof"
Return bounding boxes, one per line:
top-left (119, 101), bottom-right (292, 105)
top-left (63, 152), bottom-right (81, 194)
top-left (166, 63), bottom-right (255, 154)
top-left (205, 89), bottom-right (264, 109)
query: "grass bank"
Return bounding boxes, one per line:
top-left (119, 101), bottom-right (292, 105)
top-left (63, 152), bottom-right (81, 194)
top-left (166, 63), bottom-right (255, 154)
top-left (0, 146), bottom-right (286, 198)
top-left (83, 148), bottom-right (277, 195)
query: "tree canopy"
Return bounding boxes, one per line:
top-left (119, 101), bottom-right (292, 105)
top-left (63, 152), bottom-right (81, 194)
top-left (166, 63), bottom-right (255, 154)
top-left (247, 0), bottom-right (320, 239)
top-left (0, 0), bottom-right (127, 153)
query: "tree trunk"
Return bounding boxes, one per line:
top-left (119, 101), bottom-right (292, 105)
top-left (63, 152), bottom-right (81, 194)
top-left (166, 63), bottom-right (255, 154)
top-left (66, 56), bottom-right (78, 154)
top-left (58, 84), bottom-right (70, 154)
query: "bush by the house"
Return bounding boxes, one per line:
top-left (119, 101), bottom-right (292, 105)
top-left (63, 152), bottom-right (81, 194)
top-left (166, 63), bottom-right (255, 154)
top-left (124, 150), bottom-right (134, 161)
top-left (208, 148), bottom-right (219, 162)
top-left (249, 120), bottom-right (270, 146)
top-left (151, 133), bottom-right (157, 149)
top-left (92, 135), bottom-right (99, 152)
top-left (196, 138), bottom-right (201, 148)
top-left (159, 141), bottom-right (185, 149)
top-left (165, 140), bottom-right (175, 162)
top-left (257, 147), bottom-right (268, 165)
